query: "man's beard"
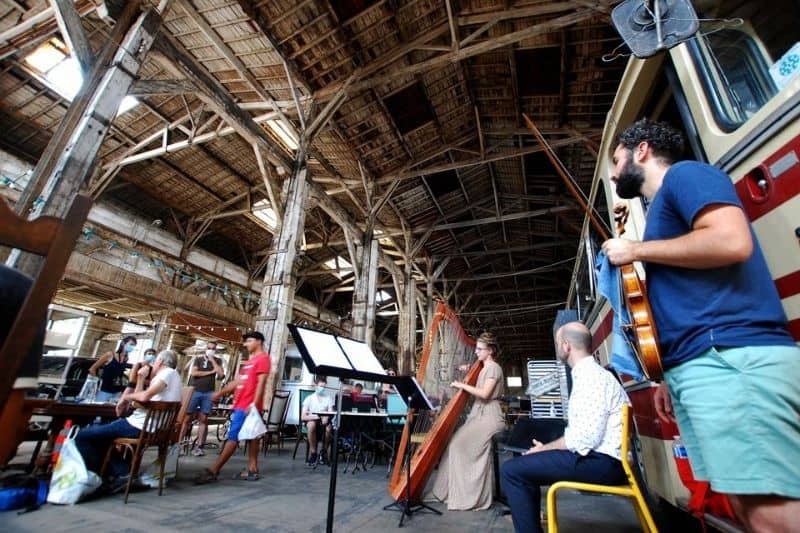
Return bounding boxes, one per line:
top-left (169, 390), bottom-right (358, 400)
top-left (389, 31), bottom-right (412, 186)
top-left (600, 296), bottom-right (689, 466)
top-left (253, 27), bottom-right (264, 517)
top-left (615, 159), bottom-right (645, 199)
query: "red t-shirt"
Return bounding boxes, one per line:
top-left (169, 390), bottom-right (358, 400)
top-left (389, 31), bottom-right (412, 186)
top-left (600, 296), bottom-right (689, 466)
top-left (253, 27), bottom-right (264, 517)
top-left (232, 352), bottom-right (271, 410)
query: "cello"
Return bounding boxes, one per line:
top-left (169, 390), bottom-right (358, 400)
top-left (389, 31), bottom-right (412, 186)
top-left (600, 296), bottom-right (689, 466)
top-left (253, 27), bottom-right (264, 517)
top-left (523, 114), bottom-right (663, 381)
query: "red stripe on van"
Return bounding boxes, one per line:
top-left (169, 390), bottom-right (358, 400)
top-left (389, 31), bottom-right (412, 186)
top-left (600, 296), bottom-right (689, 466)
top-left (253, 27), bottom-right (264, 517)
top-left (627, 385), bottom-right (679, 440)
top-left (775, 269), bottom-right (800, 301)
top-left (591, 310), bottom-right (614, 353)
top-left (788, 318), bottom-right (800, 342)
top-left (735, 135), bottom-right (800, 222)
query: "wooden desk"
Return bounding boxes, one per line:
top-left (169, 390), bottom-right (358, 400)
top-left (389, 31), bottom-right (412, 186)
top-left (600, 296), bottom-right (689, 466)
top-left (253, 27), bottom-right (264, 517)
top-left (26, 399), bottom-right (118, 449)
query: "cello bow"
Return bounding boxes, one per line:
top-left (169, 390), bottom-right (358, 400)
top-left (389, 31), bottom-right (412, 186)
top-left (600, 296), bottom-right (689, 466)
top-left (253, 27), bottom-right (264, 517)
top-left (522, 114), bottom-right (664, 381)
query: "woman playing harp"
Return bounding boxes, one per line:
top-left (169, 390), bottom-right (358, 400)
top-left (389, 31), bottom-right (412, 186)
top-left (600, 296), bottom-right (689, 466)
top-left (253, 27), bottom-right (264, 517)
top-left (429, 331), bottom-right (505, 510)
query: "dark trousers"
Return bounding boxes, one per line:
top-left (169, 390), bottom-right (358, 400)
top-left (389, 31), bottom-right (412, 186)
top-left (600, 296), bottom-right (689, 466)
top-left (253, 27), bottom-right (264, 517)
top-left (500, 449), bottom-right (626, 533)
top-left (74, 418), bottom-right (141, 478)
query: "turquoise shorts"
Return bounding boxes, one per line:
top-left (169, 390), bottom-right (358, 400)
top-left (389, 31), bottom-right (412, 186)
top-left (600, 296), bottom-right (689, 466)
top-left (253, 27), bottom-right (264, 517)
top-left (665, 344), bottom-right (800, 497)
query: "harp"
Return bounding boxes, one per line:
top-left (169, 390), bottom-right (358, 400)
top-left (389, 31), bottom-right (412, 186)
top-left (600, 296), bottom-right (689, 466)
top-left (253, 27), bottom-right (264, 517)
top-left (387, 301), bottom-right (479, 502)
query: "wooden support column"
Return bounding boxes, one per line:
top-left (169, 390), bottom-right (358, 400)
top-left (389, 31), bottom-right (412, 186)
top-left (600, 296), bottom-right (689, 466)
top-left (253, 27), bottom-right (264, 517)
top-left (151, 308), bottom-right (173, 350)
top-left (255, 150), bottom-right (309, 409)
top-left (351, 234), bottom-right (378, 346)
top-left (12, 3), bottom-right (162, 276)
top-left (396, 264), bottom-right (417, 375)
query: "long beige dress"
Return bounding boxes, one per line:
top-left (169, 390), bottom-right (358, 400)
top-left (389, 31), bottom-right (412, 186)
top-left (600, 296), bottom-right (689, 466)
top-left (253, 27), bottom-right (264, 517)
top-left (430, 360), bottom-right (505, 510)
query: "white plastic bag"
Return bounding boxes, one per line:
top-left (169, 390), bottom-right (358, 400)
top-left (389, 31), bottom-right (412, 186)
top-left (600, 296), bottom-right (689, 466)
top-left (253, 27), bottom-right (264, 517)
top-left (139, 444), bottom-right (180, 488)
top-left (237, 406), bottom-right (266, 440)
top-left (47, 427), bottom-right (102, 504)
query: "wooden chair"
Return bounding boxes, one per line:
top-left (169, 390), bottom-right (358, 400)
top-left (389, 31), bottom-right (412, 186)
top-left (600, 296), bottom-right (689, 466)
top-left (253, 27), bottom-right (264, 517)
top-left (172, 386), bottom-right (194, 476)
top-left (261, 389), bottom-right (291, 455)
top-left (545, 404), bottom-right (658, 533)
top-left (100, 400), bottom-right (181, 503)
top-left (0, 194), bottom-right (92, 464)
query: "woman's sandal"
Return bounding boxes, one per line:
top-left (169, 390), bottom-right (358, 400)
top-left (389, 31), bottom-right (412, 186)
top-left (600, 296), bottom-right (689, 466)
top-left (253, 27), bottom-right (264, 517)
top-left (234, 469), bottom-right (260, 481)
top-left (194, 468), bottom-right (218, 485)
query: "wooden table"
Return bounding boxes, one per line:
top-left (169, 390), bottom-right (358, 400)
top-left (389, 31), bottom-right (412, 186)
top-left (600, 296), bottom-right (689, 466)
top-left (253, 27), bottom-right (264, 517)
top-left (26, 399), bottom-right (119, 449)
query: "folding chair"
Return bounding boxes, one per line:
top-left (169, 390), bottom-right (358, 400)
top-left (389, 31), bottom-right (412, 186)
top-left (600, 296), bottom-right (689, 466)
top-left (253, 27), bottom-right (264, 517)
top-left (546, 404), bottom-right (658, 533)
top-left (292, 388), bottom-right (315, 461)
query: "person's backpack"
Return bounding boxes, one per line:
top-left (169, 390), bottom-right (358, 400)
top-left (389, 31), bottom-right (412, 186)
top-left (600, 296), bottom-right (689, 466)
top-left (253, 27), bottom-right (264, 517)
top-left (0, 474), bottom-right (48, 512)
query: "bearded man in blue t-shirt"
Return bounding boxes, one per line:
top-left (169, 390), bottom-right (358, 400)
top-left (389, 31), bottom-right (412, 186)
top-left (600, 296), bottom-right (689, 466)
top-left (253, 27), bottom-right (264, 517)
top-left (602, 119), bottom-right (800, 531)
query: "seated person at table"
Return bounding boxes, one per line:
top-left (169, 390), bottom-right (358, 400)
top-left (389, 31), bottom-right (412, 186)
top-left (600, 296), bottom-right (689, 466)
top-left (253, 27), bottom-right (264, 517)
top-left (0, 264), bottom-right (46, 466)
top-left (116, 348), bottom-right (157, 417)
top-left (302, 375), bottom-right (333, 465)
top-left (75, 350), bottom-right (182, 483)
top-left (350, 382), bottom-right (364, 402)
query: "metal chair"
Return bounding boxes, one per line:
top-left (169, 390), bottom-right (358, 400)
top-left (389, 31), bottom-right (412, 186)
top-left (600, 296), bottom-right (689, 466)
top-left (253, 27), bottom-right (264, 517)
top-left (261, 389), bottom-right (291, 455)
top-left (100, 401), bottom-right (181, 503)
top-left (545, 404), bottom-right (658, 533)
top-left (292, 388), bottom-right (315, 461)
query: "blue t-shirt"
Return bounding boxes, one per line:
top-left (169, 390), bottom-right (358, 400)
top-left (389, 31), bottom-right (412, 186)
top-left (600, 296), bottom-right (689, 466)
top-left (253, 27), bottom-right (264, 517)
top-left (643, 160), bottom-right (794, 368)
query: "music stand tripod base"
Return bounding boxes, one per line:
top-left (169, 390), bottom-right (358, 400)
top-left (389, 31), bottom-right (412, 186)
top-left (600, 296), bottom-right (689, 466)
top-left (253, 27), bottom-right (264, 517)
top-left (382, 497), bottom-right (441, 528)
top-left (383, 392), bottom-right (442, 527)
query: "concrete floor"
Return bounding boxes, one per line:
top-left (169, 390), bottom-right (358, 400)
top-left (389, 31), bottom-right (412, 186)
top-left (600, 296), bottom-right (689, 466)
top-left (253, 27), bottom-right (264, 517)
top-left (4, 439), bottom-right (652, 533)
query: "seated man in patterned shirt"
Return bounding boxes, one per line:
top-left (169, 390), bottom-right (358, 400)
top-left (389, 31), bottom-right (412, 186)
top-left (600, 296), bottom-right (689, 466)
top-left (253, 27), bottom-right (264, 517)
top-left (500, 321), bottom-right (629, 533)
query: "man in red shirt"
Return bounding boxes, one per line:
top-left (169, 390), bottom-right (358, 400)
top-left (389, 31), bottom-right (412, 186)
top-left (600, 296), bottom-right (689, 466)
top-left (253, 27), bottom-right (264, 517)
top-left (195, 331), bottom-right (270, 483)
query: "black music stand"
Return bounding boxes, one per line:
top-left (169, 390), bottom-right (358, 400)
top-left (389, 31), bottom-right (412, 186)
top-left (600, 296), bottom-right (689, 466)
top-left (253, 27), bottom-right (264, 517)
top-left (382, 376), bottom-right (441, 527)
top-left (288, 324), bottom-right (403, 533)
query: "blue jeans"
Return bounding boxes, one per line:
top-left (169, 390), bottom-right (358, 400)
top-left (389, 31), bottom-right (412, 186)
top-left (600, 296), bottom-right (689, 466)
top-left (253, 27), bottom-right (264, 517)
top-left (74, 418), bottom-right (141, 478)
top-left (96, 390), bottom-right (121, 403)
top-left (500, 450), bottom-right (625, 533)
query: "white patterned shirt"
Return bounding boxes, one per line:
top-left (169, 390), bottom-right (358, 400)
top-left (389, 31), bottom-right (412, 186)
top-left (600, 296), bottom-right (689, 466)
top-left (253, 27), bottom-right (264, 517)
top-left (563, 357), bottom-right (628, 460)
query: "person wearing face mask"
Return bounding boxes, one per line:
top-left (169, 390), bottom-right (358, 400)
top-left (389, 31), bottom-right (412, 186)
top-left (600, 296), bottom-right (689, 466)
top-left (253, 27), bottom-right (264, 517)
top-left (181, 341), bottom-right (224, 456)
top-left (89, 336), bottom-right (136, 403)
top-left (76, 350), bottom-right (182, 491)
top-left (116, 348), bottom-right (157, 417)
top-left (301, 376), bottom-right (333, 466)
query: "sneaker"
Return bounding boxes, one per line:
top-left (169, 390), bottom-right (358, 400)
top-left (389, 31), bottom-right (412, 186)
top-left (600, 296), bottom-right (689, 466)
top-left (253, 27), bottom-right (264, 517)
top-left (191, 447), bottom-right (205, 457)
top-left (319, 452), bottom-right (328, 465)
top-left (307, 452), bottom-right (317, 466)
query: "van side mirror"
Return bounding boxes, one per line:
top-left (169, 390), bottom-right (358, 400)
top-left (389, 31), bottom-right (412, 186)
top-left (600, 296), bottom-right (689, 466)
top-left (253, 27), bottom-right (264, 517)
top-left (611, 0), bottom-right (699, 58)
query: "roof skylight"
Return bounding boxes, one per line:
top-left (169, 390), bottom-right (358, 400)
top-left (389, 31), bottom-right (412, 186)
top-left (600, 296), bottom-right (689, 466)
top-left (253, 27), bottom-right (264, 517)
top-left (252, 199), bottom-right (278, 229)
top-left (266, 119), bottom-right (298, 151)
top-left (24, 39), bottom-right (139, 115)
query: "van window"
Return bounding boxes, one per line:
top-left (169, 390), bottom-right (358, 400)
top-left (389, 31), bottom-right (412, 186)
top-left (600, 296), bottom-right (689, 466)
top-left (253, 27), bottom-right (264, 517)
top-left (283, 357), bottom-right (303, 381)
top-left (690, 1), bottom-right (800, 131)
top-left (691, 29), bottom-right (777, 129)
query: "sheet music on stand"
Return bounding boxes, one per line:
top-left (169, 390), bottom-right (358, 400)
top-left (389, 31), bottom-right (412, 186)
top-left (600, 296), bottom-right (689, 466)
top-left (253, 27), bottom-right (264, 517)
top-left (288, 324), bottom-right (402, 385)
top-left (393, 376), bottom-right (434, 410)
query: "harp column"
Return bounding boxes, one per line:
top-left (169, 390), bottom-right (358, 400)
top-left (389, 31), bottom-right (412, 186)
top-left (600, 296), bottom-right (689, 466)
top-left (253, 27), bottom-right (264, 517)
top-left (351, 233), bottom-right (379, 346)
